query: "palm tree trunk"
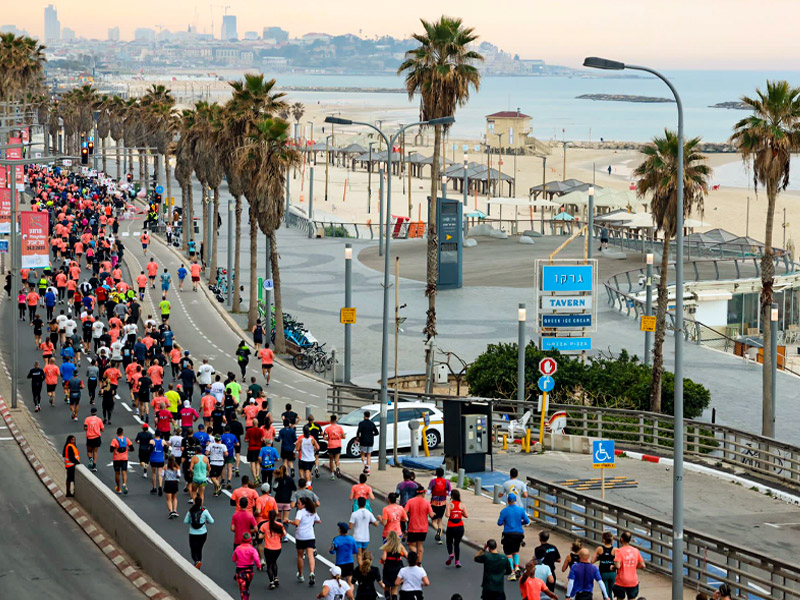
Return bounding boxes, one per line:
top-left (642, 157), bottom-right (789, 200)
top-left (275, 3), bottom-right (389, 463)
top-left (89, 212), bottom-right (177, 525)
top-left (209, 186), bottom-right (220, 284)
top-left (201, 183), bottom-right (209, 266)
top-left (143, 149), bottom-right (150, 191)
top-left (183, 182), bottom-right (193, 251)
top-left (649, 235), bottom-right (671, 413)
top-left (233, 195), bottom-right (243, 312)
top-left (138, 149), bottom-right (145, 189)
top-left (423, 124), bottom-right (443, 377)
top-left (115, 139), bottom-right (121, 180)
top-left (761, 181), bottom-right (778, 437)
top-left (270, 233), bottom-right (287, 354)
top-left (248, 208), bottom-right (258, 328)
top-left (165, 155), bottom-right (172, 219)
top-left (101, 137), bottom-right (107, 174)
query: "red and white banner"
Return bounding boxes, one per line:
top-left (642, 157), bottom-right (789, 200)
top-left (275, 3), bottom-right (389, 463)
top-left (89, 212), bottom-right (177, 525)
top-left (0, 166), bottom-right (7, 189)
top-left (20, 211), bottom-right (49, 269)
top-left (21, 128), bottom-right (29, 142)
top-left (0, 188), bottom-right (9, 234)
top-left (7, 137), bottom-right (24, 189)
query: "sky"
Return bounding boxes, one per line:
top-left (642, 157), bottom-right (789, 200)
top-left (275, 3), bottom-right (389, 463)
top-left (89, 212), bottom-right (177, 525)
top-left (7, 0), bottom-right (800, 70)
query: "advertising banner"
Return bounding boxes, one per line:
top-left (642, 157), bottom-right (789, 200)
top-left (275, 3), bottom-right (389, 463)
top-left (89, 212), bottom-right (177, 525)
top-left (0, 188), bottom-right (9, 234)
top-left (20, 211), bottom-right (49, 269)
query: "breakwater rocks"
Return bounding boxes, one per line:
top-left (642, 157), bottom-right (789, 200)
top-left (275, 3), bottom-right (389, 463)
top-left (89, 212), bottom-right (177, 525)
top-left (561, 140), bottom-right (736, 153)
top-left (710, 101), bottom-right (751, 110)
top-left (576, 93), bottom-right (674, 103)
top-left (282, 86), bottom-right (406, 94)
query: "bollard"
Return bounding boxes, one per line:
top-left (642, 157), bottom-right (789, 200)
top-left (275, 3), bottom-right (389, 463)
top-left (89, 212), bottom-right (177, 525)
top-left (473, 477), bottom-right (482, 495)
top-left (305, 406), bottom-right (312, 419)
top-left (267, 397), bottom-right (273, 413)
top-left (408, 420), bottom-right (419, 457)
top-left (493, 484), bottom-right (502, 504)
top-left (525, 428), bottom-right (532, 453)
top-left (457, 468), bottom-right (465, 489)
top-left (503, 433), bottom-right (508, 451)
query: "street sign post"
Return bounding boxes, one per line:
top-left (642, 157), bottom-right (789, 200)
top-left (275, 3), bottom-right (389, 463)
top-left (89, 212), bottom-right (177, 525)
top-left (535, 259), bottom-right (597, 354)
top-left (592, 440), bottom-right (616, 499)
top-left (537, 375), bottom-right (555, 445)
top-left (537, 375), bottom-right (554, 392)
top-left (156, 185), bottom-right (164, 195)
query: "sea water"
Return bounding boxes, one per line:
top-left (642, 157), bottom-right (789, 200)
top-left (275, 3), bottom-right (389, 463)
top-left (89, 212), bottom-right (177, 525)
top-left (275, 70), bottom-right (800, 144)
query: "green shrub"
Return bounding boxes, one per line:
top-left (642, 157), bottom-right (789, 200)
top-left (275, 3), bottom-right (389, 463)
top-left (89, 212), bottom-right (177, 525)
top-left (324, 224), bottom-right (349, 238)
top-left (465, 343), bottom-right (710, 419)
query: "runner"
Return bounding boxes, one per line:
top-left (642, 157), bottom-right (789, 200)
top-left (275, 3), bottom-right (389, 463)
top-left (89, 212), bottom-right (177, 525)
top-left (350, 473), bottom-right (376, 513)
top-left (185, 496), bottom-right (214, 569)
top-left (444, 490), bottom-right (468, 568)
top-left (591, 531), bottom-right (617, 597)
top-left (190, 449), bottom-right (211, 504)
top-left (137, 270), bottom-right (148, 300)
top-left (291, 496), bottom-right (321, 585)
top-left (180, 400), bottom-right (200, 435)
top-left (474, 539), bottom-right (512, 600)
top-left (160, 268), bottom-right (172, 297)
top-left (190, 260), bottom-right (202, 292)
top-left (427, 467), bottom-right (451, 545)
top-left (245, 419), bottom-right (265, 484)
top-left (251, 319), bottom-right (265, 351)
top-left (141, 230), bottom-right (151, 255)
top-left (519, 562), bottom-right (558, 600)
top-left (258, 439), bottom-right (280, 489)
top-left (164, 456), bottom-right (181, 518)
top-left (296, 426), bottom-right (320, 482)
top-left (496, 493), bottom-right (529, 580)
top-left (259, 510), bottom-right (285, 589)
top-left (395, 551), bottom-right (429, 600)
top-left (272, 465), bottom-right (296, 534)
top-left (379, 493), bottom-right (408, 544)
top-left (258, 343), bottom-right (274, 383)
top-left (232, 532), bottom-right (261, 600)
top-left (331, 522), bottom-right (358, 584)
top-left (566, 548), bottom-right (610, 600)
top-left (235, 340), bottom-right (251, 381)
top-left (27, 360), bottom-right (44, 412)
top-left (612, 532), bottom-right (644, 600)
top-left (67, 370), bottom-right (83, 421)
top-left (149, 430), bottom-right (167, 496)
top-left (231, 496), bottom-right (258, 548)
top-left (534, 531), bottom-right (561, 591)
top-left (306, 414), bottom-right (323, 478)
top-left (317, 566), bottom-right (353, 600)
top-left (220, 424), bottom-right (239, 490)
top-left (405, 486), bottom-right (434, 565)
top-left (159, 294), bottom-right (171, 323)
top-left (277, 419), bottom-right (297, 477)
top-left (355, 411), bottom-right (379, 474)
top-left (177, 263), bottom-right (187, 291)
top-left (110, 427), bottom-right (133, 495)
top-left (325, 414), bottom-right (345, 479)
top-left (135, 423), bottom-right (154, 479)
top-left (350, 497), bottom-right (379, 560)
top-left (352, 552), bottom-right (383, 600)
top-left (207, 433), bottom-right (229, 496)
top-left (83, 406), bottom-right (104, 471)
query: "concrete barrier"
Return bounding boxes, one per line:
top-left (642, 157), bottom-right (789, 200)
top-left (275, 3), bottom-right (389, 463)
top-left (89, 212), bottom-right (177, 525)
top-left (74, 465), bottom-right (235, 600)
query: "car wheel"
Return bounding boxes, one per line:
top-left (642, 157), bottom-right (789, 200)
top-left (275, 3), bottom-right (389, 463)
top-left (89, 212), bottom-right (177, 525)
top-left (425, 429), bottom-right (441, 450)
top-left (346, 439), bottom-right (361, 458)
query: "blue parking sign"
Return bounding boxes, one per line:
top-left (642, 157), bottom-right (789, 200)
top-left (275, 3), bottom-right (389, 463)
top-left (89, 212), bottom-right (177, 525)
top-left (592, 440), bottom-right (615, 468)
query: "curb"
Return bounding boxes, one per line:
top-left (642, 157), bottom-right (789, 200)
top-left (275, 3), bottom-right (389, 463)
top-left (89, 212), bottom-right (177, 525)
top-left (0, 398), bottom-right (175, 600)
top-left (135, 208), bottom-right (331, 387)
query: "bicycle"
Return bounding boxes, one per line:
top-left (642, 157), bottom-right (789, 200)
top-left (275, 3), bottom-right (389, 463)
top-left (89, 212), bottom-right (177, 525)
top-left (293, 343), bottom-right (330, 373)
top-left (740, 443), bottom-right (784, 475)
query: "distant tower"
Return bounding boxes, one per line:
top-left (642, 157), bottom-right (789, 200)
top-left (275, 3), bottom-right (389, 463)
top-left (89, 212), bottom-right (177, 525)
top-left (108, 26), bottom-right (120, 42)
top-left (220, 15), bottom-right (237, 41)
top-left (43, 4), bottom-right (60, 43)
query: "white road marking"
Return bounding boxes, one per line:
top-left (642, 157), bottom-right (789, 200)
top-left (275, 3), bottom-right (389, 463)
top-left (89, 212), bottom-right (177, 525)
top-left (121, 402), bottom-right (132, 412)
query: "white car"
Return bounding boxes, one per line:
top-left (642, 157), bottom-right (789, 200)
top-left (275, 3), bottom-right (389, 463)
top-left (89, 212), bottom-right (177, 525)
top-left (328, 402), bottom-right (444, 458)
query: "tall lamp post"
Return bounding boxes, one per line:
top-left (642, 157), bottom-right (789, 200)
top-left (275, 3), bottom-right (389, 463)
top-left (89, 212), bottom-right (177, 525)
top-left (344, 243), bottom-right (353, 383)
top-left (325, 114), bottom-right (455, 470)
top-left (307, 121), bottom-right (315, 163)
top-left (325, 134), bottom-right (332, 202)
top-left (463, 153), bottom-right (469, 206)
top-left (645, 252), bottom-right (654, 366)
top-left (367, 141), bottom-right (376, 214)
top-left (587, 185), bottom-right (595, 259)
top-left (584, 56), bottom-right (685, 600)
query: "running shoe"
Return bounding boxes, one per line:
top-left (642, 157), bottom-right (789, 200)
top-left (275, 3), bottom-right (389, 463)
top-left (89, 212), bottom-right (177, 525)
top-left (456, 561), bottom-right (462, 568)
top-left (158, 486), bottom-right (163, 497)
top-left (115, 485), bottom-right (121, 494)
top-left (195, 561), bottom-right (202, 569)
top-left (290, 468), bottom-right (295, 478)
top-left (274, 577), bottom-right (279, 587)
top-left (309, 573), bottom-right (315, 586)
top-left (296, 572), bottom-right (305, 583)
top-left (507, 573), bottom-right (517, 581)
top-left (445, 554), bottom-right (454, 566)
top-left (330, 474), bottom-right (336, 481)
top-left (150, 487), bottom-right (157, 495)
top-left (435, 530), bottom-right (442, 544)
top-left (268, 582), bottom-right (276, 590)
top-left (122, 485), bottom-right (128, 495)
top-left (335, 467), bottom-right (341, 478)
top-left (314, 466), bottom-right (320, 479)
top-left (226, 483), bottom-right (232, 490)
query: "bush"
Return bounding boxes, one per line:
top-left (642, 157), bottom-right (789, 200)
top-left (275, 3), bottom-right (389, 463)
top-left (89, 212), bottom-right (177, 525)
top-left (464, 342), bottom-right (710, 419)
top-left (324, 224), bottom-right (349, 238)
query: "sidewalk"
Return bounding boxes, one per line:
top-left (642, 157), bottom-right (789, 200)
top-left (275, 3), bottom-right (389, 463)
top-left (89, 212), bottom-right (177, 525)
top-left (338, 460), bottom-right (696, 600)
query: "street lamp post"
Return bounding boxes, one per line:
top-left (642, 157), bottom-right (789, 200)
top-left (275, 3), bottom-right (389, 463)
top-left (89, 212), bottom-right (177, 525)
top-left (463, 153), bottom-right (469, 206)
top-left (344, 244), bottom-right (353, 383)
top-left (771, 302), bottom-right (779, 433)
top-left (325, 135), bottom-right (332, 202)
top-left (496, 132), bottom-right (504, 198)
top-left (308, 166), bottom-right (314, 239)
top-left (645, 252), bottom-right (654, 366)
top-left (307, 121), bottom-right (315, 163)
top-left (588, 186), bottom-right (595, 259)
top-left (367, 142), bottom-right (376, 214)
top-left (584, 56), bottom-right (685, 600)
top-left (325, 114), bottom-right (455, 470)
top-left (518, 304), bottom-right (526, 405)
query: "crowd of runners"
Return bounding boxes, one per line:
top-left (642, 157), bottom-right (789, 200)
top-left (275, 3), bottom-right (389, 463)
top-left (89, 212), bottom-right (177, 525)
top-left (14, 165), bottom-right (652, 600)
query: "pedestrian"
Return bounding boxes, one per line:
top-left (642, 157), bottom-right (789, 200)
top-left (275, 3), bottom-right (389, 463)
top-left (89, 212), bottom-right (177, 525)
top-left (306, 414), bottom-right (323, 479)
top-left (100, 377), bottom-right (115, 423)
top-left (273, 464), bottom-right (296, 532)
top-left (499, 468), bottom-right (529, 505)
top-left (245, 418), bottom-right (265, 483)
top-left (381, 531), bottom-right (407, 600)
top-left (475, 539), bottom-right (512, 600)
top-left (232, 531), bottom-right (261, 599)
top-left (110, 427), bottom-right (132, 494)
top-left (160, 268), bottom-right (172, 297)
top-left (534, 531), bottom-right (561, 591)
top-left (83, 407), bottom-right (104, 471)
top-left (207, 433), bottom-right (229, 496)
top-left (350, 473), bottom-right (376, 512)
top-left (185, 496), bottom-right (214, 569)
top-left (277, 419), bottom-right (297, 477)
top-left (566, 548), bottom-right (610, 600)
top-left (350, 497), bottom-right (379, 560)
top-left (135, 423), bottom-right (154, 479)
top-left (159, 294), bottom-right (171, 323)
top-left (291, 496), bottom-right (321, 585)
top-left (318, 566), bottom-right (353, 600)
top-left (355, 410), bottom-right (379, 474)
top-left (231, 496), bottom-right (258, 548)
top-left (445, 489), bottom-right (468, 567)
top-left (149, 430), bottom-right (167, 496)
top-left (395, 551), bottom-right (429, 600)
top-left (612, 531), bottom-right (645, 600)
top-left (177, 263), bottom-right (187, 291)
top-left (331, 522), bottom-right (358, 584)
top-left (519, 561), bottom-right (558, 600)
top-left (496, 493), bottom-right (529, 580)
top-left (592, 531), bottom-right (617, 595)
top-left (164, 456), bottom-right (181, 518)
top-left (404, 486), bottom-right (433, 565)
top-left (27, 360), bottom-right (44, 412)
top-left (258, 439), bottom-right (279, 489)
top-left (63, 434), bottom-right (80, 497)
top-left (259, 509), bottom-right (285, 589)
top-left (427, 467), bottom-right (451, 544)
top-left (325, 414), bottom-right (345, 479)
top-left (352, 551), bottom-right (384, 600)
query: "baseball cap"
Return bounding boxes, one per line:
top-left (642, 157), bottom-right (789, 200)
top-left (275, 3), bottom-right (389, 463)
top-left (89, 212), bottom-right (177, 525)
top-left (184, 400), bottom-right (190, 407)
top-left (507, 493), bottom-right (517, 502)
top-left (330, 566), bottom-right (342, 577)
top-left (337, 522), bottom-right (349, 532)
top-left (261, 483), bottom-right (271, 493)
top-left (241, 532), bottom-right (252, 542)
top-left (142, 423), bottom-right (149, 430)
top-left (214, 434), bottom-right (221, 441)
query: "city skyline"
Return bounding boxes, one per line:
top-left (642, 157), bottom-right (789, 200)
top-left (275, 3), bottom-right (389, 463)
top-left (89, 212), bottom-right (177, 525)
top-left (4, 0), bottom-right (800, 69)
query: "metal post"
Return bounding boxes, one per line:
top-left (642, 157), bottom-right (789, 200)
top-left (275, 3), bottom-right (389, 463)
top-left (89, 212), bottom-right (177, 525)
top-left (265, 234), bottom-right (273, 324)
top-left (518, 304), bottom-right (526, 404)
top-left (285, 167), bottom-right (291, 215)
top-left (496, 133), bottom-right (504, 198)
top-left (393, 256), bottom-right (401, 464)
top-left (325, 135), bottom-right (330, 202)
top-left (10, 177), bottom-right (18, 409)
top-left (206, 188), bottom-right (213, 270)
top-left (378, 168), bottom-right (385, 257)
top-left (771, 303), bottom-right (779, 432)
top-left (588, 186), bottom-right (595, 259)
top-left (227, 197), bottom-right (233, 307)
top-left (378, 148), bottom-right (393, 471)
top-left (645, 253), bottom-right (654, 366)
top-left (344, 243), bottom-right (353, 383)
top-left (308, 166), bottom-right (314, 239)
top-left (463, 154), bottom-right (469, 206)
top-left (367, 143), bottom-right (374, 214)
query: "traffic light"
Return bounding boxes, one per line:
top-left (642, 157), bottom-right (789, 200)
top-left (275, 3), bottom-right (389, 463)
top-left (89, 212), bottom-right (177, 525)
top-left (81, 147), bottom-right (89, 165)
top-left (126, 173), bottom-right (132, 183)
top-left (155, 193), bottom-right (162, 203)
top-left (87, 140), bottom-right (94, 155)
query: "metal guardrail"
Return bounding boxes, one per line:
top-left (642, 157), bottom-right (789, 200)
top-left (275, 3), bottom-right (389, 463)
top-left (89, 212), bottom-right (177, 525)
top-left (525, 474), bottom-right (800, 599)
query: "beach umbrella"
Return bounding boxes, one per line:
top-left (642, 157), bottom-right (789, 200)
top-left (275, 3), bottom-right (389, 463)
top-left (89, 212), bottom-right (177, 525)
top-left (553, 211), bottom-right (575, 221)
top-left (465, 210), bottom-right (487, 219)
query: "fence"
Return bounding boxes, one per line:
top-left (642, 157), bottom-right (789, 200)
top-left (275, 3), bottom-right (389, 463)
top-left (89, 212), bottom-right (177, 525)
top-left (525, 474), bottom-right (800, 599)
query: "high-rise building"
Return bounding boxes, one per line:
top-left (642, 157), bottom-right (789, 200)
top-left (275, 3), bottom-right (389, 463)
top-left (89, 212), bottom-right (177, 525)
top-left (61, 27), bottom-right (76, 42)
top-left (220, 15), bottom-right (237, 41)
top-left (134, 27), bottom-right (156, 43)
top-left (263, 26), bottom-right (289, 43)
top-left (108, 26), bottom-right (120, 42)
top-left (243, 31), bottom-right (258, 40)
top-left (43, 4), bottom-right (60, 43)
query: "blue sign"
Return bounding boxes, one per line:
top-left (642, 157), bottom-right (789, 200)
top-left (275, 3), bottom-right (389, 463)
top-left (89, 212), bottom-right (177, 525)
top-left (537, 375), bottom-right (555, 392)
top-left (541, 337), bottom-right (592, 352)
top-left (0, 240), bottom-right (7, 253)
top-left (542, 265), bottom-right (594, 292)
top-left (155, 185), bottom-right (164, 194)
top-left (542, 314), bottom-right (592, 328)
top-left (592, 440), bottom-right (616, 466)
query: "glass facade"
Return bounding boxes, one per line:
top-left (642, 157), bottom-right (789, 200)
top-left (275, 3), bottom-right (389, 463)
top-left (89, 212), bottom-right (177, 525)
top-left (726, 287), bottom-right (800, 335)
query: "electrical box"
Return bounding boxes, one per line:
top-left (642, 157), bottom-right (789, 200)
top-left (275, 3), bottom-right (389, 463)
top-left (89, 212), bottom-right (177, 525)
top-left (463, 414), bottom-right (488, 454)
top-left (435, 364), bottom-right (448, 384)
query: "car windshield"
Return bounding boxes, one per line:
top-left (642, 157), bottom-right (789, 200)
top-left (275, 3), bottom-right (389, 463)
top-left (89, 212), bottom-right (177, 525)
top-left (338, 409), bottom-right (369, 426)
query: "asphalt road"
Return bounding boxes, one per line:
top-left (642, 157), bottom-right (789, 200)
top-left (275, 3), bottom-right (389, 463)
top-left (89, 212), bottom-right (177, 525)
top-left (0, 435), bottom-right (144, 599)
top-left (0, 213), bottom-right (495, 599)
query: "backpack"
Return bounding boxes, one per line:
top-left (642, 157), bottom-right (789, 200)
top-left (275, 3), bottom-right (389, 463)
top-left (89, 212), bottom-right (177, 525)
top-left (432, 477), bottom-right (448, 497)
top-left (115, 436), bottom-right (127, 452)
top-left (190, 507), bottom-right (205, 529)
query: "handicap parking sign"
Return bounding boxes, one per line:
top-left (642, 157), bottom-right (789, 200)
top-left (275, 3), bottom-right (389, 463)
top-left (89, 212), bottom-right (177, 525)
top-left (592, 440), bottom-right (615, 468)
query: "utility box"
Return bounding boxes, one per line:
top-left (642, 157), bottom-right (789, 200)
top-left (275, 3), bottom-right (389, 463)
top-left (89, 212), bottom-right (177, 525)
top-left (443, 398), bottom-right (492, 473)
top-left (436, 197), bottom-right (463, 290)
top-left (435, 364), bottom-right (448, 384)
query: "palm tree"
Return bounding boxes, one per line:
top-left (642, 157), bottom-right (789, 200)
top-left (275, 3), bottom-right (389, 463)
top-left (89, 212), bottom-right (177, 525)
top-left (237, 117), bottom-right (301, 343)
top-left (175, 107), bottom-right (199, 250)
top-left (398, 16), bottom-right (483, 370)
top-left (95, 95), bottom-right (111, 174)
top-left (634, 130), bottom-right (711, 413)
top-left (0, 33), bottom-right (46, 107)
top-left (199, 102), bottom-right (225, 283)
top-left (107, 96), bottom-right (126, 180)
top-left (291, 102), bottom-right (305, 126)
top-left (730, 81), bottom-right (800, 436)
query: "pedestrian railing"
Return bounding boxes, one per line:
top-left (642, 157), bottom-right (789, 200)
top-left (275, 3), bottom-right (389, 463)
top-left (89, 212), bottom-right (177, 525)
top-left (524, 473), bottom-right (800, 599)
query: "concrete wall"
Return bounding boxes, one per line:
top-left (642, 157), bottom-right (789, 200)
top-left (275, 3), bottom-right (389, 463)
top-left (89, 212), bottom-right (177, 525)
top-left (74, 465), bottom-right (235, 600)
